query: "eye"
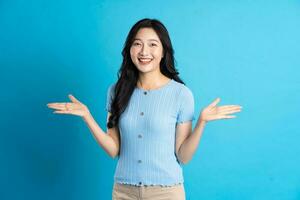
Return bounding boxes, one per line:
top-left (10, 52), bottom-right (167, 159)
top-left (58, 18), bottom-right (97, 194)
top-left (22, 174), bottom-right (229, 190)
top-left (133, 42), bottom-right (141, 46)
top-left (150, 43), bottom-right (157, 47)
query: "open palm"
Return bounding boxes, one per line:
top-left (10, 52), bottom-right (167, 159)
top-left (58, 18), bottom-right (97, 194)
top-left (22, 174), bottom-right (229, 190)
top-left (200, 97), bottom-right (242, 123)
top-left (47, 94), bottom-right (90, 117)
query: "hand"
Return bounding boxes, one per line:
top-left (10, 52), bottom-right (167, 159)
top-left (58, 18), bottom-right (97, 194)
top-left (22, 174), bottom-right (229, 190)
top-left (199, 97), bottom-right (242, 123)
top-left (47, 94), bottom-right (90, 118)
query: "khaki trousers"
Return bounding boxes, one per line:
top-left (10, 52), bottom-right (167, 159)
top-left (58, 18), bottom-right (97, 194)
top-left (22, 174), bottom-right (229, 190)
top-left (112, 183), bottom-right (186, 200)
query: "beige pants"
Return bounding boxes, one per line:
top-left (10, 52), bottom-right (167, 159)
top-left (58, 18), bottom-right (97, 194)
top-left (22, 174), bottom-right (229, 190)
top-left (112, 182), bottom-right (186, 200)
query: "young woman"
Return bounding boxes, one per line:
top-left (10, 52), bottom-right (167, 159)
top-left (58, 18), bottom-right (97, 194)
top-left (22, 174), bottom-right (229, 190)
top-left (47, 18), bottom-right (242, 200)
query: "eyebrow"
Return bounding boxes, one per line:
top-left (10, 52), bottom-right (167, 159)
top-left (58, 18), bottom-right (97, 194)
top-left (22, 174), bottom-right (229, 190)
top-left (133, 38), bottom-right (159, 43)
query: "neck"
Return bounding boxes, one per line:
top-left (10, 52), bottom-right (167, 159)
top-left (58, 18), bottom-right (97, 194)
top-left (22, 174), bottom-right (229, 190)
top-left (137, 72), bottom-right (171, 90)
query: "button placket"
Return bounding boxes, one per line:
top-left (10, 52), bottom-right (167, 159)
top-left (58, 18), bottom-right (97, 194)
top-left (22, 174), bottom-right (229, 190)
top-left (137, 89), bottom-right (146, 187)
top-left (140, 90), bottom-right (147, 116)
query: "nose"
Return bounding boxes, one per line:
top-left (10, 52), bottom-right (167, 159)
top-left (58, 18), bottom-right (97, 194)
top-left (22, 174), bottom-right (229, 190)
top-left (139, 44), bottom-right (149, 56)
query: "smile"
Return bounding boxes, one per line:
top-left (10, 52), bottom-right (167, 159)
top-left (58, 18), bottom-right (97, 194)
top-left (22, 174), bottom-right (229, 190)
top-left (138, 58), bottom-right (153, 64)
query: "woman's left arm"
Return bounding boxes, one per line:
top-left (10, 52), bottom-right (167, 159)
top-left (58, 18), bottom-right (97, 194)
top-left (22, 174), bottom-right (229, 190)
top-left (176, 97), bottom-right (242, 164)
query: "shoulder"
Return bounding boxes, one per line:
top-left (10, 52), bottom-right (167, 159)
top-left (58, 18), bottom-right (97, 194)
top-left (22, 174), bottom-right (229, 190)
top-left (107, 82), bottom-right (117, 92)
top-left (172, 80), bottom-right (193, 98)
top-left (108, 82), bottom-right (117, 90)
top-left (107, 82), bottom-right (117, 98)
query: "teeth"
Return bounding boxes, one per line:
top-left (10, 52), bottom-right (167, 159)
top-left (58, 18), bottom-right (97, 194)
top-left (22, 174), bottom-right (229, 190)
top-left (139, 59), bottom-right (152, 64)
top-left (139, 58), bottom-right (152, 62)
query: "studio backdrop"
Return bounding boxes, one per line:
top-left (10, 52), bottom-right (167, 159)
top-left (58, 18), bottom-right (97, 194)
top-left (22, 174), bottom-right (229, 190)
top-left (0, 0), bottom-right (299, 199)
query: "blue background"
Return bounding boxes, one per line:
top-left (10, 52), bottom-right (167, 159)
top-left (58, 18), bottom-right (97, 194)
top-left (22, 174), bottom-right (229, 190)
top-left (1, 0), bottom-right (299, 199)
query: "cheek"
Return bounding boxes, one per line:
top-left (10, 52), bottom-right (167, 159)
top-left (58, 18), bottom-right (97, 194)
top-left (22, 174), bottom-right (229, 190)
top-left (130, 48), bottom-right (139, 58)
top-left (129, 49), bottom-right (136, 60)
top-left (153, 51), bottom-right (163, 60)
top-left (153, 48), bottom-right (163, 58)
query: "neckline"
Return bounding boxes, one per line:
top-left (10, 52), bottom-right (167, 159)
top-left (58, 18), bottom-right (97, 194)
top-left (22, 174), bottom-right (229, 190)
top-left (135, 79), bottom-right (174, 92)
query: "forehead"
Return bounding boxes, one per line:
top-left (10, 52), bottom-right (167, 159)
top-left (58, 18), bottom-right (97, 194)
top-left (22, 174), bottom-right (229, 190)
top-left (134, 28), bottom-right (161, 42)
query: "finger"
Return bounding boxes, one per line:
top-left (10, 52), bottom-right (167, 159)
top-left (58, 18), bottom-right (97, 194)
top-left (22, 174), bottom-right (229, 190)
top-left (47, 104), bottom-right (68, 110)
top-left (68, 94), bottom-right (80, 103)
top-left (219, 115), bottom-right (236, 119)
top-left (53, 110), bottom-right (72, 114)
top-left (208, 97), bottom-right (221, 108)
top-left (47, 103), bottom-right (62, 107)
top-left (218, 105), bottom-right (242, 109)
top-left (218, 107), bottom-right (242, 112)
top-left (219, 109), bottom-right (241, 115)
top-left (47, 103), bottom-right (66, 107)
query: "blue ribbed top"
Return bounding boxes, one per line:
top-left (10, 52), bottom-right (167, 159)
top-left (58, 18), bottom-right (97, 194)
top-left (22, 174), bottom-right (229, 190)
top-left (105, 79), bottom-right (195, 186)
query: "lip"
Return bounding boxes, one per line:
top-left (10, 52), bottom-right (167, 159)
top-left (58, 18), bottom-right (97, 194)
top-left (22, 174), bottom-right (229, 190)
top-left (138, 58), bottom-right (153, 64)
top-left (138, 57), bottom-right (153, 60)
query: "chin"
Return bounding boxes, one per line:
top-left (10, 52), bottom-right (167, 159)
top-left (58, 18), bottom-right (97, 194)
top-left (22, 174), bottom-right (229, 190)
top-left (136, 65), bottom-right (155, 73)
top-left (137, 68), bottom-right (154, 74)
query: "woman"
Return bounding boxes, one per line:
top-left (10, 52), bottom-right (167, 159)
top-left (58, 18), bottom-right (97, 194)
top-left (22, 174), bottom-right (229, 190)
top-left (47, 18), bottom-right (242, 200)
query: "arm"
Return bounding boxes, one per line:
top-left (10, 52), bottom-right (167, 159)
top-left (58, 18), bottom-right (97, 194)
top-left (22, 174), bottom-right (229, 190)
top-left (176, 97), bottom-right (242, 164)
top-left (176, 119), bottom-right (206, 164)
top-left (47, 94), bottom-right (120, 159)
top-left (82, 111), bottom-right (120, 159)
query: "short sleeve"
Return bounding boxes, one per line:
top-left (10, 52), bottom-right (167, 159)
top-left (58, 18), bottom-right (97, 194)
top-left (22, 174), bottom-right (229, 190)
top-left (105, 83), bottom-right (116, 112)
top-left (176, 86), bottom-right (195, 124)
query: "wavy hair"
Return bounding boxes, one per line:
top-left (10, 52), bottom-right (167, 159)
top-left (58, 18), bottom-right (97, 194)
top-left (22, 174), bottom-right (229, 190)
top-left (107, 18), bottom-right (185, 129)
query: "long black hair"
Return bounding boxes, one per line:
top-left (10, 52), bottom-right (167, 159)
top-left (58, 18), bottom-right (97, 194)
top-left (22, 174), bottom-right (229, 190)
top-left (107, 18), bottom-right (185, 129)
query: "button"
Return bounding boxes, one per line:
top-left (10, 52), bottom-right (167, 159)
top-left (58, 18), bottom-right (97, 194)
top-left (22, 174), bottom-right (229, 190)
top-left (140, 112), bottom-right (144, 116)
top-left (138, 160), bottom-right (142, 163)
top-left (144, 91), bottom-right (147, 95)
top-left (138, 134), bottom-right (142, 138)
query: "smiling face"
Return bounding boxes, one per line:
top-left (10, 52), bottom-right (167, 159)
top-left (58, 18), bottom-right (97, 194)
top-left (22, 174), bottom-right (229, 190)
top-left (130, 28), bottom-right (164, 74)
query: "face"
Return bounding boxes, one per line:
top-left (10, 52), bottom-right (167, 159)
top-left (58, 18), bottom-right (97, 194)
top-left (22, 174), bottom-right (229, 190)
top-left (130, 28), bottom-right (164, 74)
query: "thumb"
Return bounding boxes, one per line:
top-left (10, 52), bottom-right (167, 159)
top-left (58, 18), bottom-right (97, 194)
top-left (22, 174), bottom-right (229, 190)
top-left (208, 97), bottom-right (221, 108)
top-left (68, 94), bottom-right (80, 103)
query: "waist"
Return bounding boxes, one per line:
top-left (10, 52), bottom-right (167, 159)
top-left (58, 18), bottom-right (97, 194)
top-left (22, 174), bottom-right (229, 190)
top-left (114, 182), bottom-right (184, 188)
top-left (114, 159), bottom-right (184, 186)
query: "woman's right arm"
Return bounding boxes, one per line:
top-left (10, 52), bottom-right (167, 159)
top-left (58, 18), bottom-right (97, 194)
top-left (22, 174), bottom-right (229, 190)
top-left (82, 111), bottom-right (120, 158)
top-left (47, 94), bottom-right (120, 159)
